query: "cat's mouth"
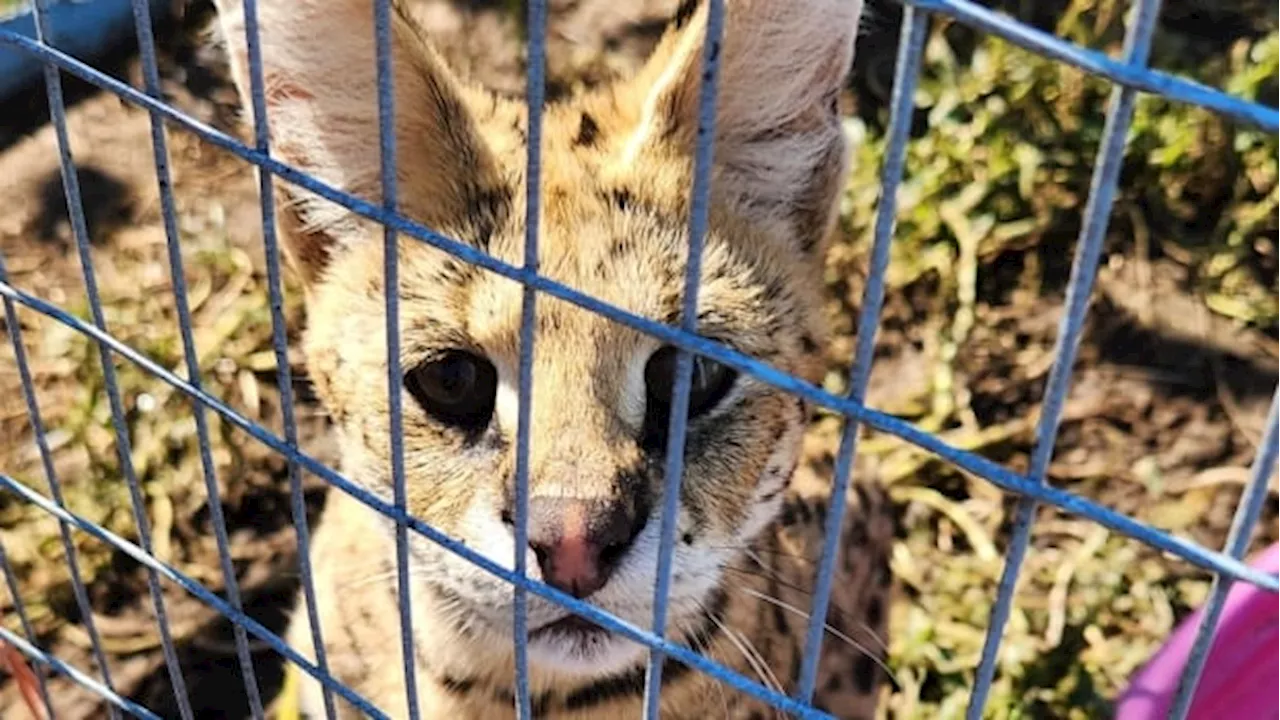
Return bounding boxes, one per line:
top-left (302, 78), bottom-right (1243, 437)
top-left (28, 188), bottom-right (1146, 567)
top-left (530, 613), bottom-right (610, 641)
top-left (525, 611), bottom-right (637, 675)
top-left (522, 587), bottom-right (731, 676)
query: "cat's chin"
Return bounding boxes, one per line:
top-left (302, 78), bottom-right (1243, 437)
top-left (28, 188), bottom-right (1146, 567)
top-left (526, 616), bottom-right (645, 677)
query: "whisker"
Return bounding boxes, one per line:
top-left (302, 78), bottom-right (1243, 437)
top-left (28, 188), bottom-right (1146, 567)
top-left (731, 586), bottom-right (899, 690)
top-left (690, 597), bottom-right (785, 700)
top-left (336, 565), bottom-right (438, 592)
top-left (719, 564), bottom-right (889, 655)
top-left (741, 547), bottom-right (788, 575)
top-left (337, 569), bottom-right (400, 591)
top-left (676, 613), bottom-right (733, 718)
top-left (704, 544), bottom-right (814, 566)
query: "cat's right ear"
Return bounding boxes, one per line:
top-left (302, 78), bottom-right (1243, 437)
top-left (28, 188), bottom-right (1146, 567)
top-left (213, 0), bottom-right (501, 284)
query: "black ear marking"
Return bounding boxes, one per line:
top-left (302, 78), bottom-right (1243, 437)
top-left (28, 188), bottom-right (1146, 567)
top-left (673, 0), bottom-right (701, 29)
top-left (574, 112), bottom-right (600, 147)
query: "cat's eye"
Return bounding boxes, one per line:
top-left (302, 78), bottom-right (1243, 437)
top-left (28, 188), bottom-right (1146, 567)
top-left (644, 345), bottom-right (738, 429)
top-left (405, 351), bottom-right (497, 432)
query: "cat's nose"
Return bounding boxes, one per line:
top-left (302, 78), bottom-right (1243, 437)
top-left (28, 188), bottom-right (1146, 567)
top-left (524, 496), bottom-right (647, 598)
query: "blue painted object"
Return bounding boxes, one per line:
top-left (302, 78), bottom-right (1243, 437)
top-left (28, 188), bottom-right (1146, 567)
top-left (0, 0), bottom-right (168, 101)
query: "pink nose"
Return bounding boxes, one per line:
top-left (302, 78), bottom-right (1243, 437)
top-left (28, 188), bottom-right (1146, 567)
top-left (526, 497), bottom-right (646, 598)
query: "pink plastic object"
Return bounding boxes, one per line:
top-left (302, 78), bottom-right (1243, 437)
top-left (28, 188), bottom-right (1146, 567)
top-left (1114, 542), bottom-right (1279, 720)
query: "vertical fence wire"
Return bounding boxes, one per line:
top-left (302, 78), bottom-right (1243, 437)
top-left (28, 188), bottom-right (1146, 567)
top-left (24, 2), bottom-right (155, 715)
top-left (125, 1), bottom-right (267, 716)
top-left (0, 20), bottom-right (1267, 584)
top-left (1, 253), bottom-right (96, 720)
top-left (0, 383), bottom-right (820, 719)
top-left (372, 1), bottom-right (421, 718)
top-left (235, 0), bottom-right (337, 716)
top-left (512, 0), bottom-right (549, 716)
top-left (1168, 391), bottom-right (1280, 718)
top-left (0, 525), bottom-right (56, 716)
top-left (794, 6), bottom-right (929, 701)
top-left (0, 234), bottom-right (118, 720)
top-left (640, 1), bottom-right (725, 716)
top-left (966, 0), bottom-right (1165, 714)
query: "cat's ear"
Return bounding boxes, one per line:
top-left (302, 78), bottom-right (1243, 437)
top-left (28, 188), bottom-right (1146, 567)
top-left (214, 0), bottom-right (502, 283)
top-left (625, 0), bottom-right (863, 254)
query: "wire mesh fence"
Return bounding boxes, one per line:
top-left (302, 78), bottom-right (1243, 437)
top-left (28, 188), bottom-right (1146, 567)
top-left (0, 0), bottom-right (1276, 718)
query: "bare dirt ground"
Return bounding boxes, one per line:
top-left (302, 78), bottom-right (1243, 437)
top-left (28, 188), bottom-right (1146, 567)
top-left (0, 1), bottom-right (1276, 718)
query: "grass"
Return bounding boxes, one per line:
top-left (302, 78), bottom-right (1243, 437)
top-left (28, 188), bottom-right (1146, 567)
top-left (0, 0), bottom-right (25, 20)
top-left (824, 3), bottom-right (1279, 715)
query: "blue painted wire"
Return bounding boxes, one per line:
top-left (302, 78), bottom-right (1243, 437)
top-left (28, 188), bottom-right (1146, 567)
top-left (126, 1), bottom-right (263, 715)
top-left (1169, 391), bottom-right (1280, 718)
top-left (513, 0), bottom-right (548, 716)
top-left (23, 4), bottom-right (134, 716)
top-left (0, 535), bottom-right (57, 716)
top-left (795, 6), bottom-right (929, 702)
top-left (2, 266), bottom-right (1276, 596)
top-left (641, 1), bottom-right (725, 716)
top-left (0, 474), bottom-right (393, 719)
top-left (5, 258), bottom-right (1278, 712)
top-left (7, 30), bottom-right (1279, 555)
top-left (1, 263), bottom-right (97, 720)
top-left (236, 0), bottom-right (336, 716)
top-left (369, 2), bottom-right (422, 718)
top-left (0, 466), bottom-right (833, 719)
top-left (904, 0), bottom-right (1277, 133)
top-left (0, 624), bottom-right (162, 720)
top-left (966, 0), bottom-right (1165, 714)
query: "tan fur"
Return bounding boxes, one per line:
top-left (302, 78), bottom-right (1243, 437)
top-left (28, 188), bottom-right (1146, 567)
top-left (212, 0), bottom-right (895, 717)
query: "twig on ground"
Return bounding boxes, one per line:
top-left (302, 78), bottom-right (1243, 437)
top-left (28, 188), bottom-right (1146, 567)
top-left (0, 638), bottom-right (49, 720)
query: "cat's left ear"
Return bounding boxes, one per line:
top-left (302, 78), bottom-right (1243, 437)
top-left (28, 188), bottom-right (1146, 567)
top-left (624, 0), bottom-right (864, 255)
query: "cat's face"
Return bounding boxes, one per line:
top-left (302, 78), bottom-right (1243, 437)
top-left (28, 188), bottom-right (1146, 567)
top-left (216, 0), bottom-right (861, 674)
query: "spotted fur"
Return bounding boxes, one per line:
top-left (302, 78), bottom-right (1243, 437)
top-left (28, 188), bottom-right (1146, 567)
top-left (212, 0), bottom-right (895, 716)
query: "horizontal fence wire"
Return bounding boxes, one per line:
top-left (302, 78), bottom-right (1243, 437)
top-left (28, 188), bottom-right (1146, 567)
top-left (0, 0), bottom-right (1277, 717)
top-left (0, 625), bottom-right (162, 720)
top-left (906, 0), bottom-right (1279, 132)
top-left (967, 0), bottom-right (1165, 713)
top-left (3, 264), bottom-right (1275, 595)
top-left (0, 470), bottom-right (395, 719)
